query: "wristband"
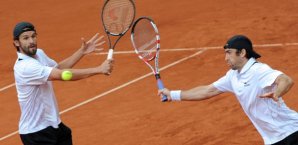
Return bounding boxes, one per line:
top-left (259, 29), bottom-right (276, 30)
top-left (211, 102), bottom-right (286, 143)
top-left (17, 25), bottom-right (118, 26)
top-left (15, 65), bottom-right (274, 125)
top-left (170, 90), bottom-right (181, 101)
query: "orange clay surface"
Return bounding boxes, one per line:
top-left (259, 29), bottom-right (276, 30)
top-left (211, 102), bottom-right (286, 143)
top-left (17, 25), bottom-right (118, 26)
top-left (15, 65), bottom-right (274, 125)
top-left (1, 0), bottom-right (298, 145)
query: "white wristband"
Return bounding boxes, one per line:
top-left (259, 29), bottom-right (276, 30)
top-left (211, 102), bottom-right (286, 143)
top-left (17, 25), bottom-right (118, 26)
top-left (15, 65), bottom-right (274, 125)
top-left (170, 90), bottom-right (181, 101)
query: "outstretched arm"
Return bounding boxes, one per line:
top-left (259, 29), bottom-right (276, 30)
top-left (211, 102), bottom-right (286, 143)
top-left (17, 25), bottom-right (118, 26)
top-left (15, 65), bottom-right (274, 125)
top-left (57, 33), bottom-right (105, 69)
top-left (158, 84), bottom-right (223, 101)
top-left (48, 59), bottom-right (113, 81)
top-left (260, 74), bottom-right (294, 101)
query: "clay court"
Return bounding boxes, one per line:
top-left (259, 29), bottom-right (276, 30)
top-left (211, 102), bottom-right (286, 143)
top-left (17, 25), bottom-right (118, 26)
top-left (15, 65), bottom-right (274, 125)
top-left (1, 0), bottom-right (298, 144)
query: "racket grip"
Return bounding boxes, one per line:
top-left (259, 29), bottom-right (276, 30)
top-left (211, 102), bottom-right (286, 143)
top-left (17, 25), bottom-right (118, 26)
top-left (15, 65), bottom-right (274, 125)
top-left (157, 79), bottom-right (168, 102)
top-left (107, 49), bottom-right (114, 60)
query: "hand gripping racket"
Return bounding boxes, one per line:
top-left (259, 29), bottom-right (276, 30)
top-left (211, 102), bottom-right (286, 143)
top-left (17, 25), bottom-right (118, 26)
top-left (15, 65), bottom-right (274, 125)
top-left (101, 0), bottom-right (136, 60)
top-left (130, 17), bottom-right (168, 102)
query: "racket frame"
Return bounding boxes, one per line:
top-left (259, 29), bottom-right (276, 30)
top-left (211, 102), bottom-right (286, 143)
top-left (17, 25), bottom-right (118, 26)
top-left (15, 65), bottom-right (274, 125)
top-left (131, 16), bottom-right (167, 102)
top-left (101, 0), bottom-right (136, 59)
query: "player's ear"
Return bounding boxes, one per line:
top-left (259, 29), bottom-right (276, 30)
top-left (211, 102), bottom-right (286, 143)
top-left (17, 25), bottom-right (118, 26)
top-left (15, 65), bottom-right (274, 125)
top-left (240, 48), bottom-right (247, 57)
top-left (13, 40), bottom-right (20, 47)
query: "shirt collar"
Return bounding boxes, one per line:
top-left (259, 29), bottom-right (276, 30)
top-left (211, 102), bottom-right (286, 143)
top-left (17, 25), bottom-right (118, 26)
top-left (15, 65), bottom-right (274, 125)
top-left (17, 52), bottom-right (33, 61)
top-left (239, 58), bottom-right (257, 74)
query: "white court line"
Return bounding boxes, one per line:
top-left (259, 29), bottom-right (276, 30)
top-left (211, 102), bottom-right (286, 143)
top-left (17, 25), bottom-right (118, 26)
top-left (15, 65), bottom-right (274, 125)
top-left (285, 43), bottom-right (298, 46)
top-left (1, 42), bottom-right (298, 92)
top-left (0, 47), bottom-right (207, 92)
top-left (0, 131), bottom-right (18, 142)
top-left (93, 46), bottom-right (218, 55)
top-left (0, 83), bottom-right (15, 92)
top-left (93, 42), bottom-right (298, 55)
top-left (0, 49), bottom-right (206, 141)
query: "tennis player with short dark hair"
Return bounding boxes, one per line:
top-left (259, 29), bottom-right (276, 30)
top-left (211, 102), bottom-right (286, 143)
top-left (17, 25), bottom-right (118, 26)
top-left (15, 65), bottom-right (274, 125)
top-left (13, 21), bottom-right (113, 145)
top-left (159, 35), bottom-right (298, 145)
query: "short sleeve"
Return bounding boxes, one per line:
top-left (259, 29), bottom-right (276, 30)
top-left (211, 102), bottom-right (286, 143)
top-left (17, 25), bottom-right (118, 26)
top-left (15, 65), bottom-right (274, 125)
top-left (258, 65), bottom-right (283, 89)
top-left (212, 71), bottom-right (233, 92)
top-left (38, 49), bottom-right (57, 68)
top-left (21, 61), bottom-right (53, 85)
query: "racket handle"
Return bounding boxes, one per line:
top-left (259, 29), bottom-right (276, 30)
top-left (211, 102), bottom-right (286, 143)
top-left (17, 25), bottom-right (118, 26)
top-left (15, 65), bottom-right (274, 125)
top-left (107, 49), bottom-right (114, 60)
top-left (157, 79), bottom-right (168, 102)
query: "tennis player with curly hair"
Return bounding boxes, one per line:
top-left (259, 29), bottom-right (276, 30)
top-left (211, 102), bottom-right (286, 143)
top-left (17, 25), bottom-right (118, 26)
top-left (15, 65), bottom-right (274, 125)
top-left (13, 21), bottom-right (113, 145)
top-left (159, 35), bottom-right (298, 145)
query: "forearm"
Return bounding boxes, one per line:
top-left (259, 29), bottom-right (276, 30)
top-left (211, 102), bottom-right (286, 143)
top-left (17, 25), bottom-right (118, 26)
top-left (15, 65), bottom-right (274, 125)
top-left (181, 85), bottom-right (218, 101)
top-left (66, 68), bottom-right (103, 80)
top-left (159, 85), bottom-right (222, 102)
top-left (57, 48), bottom-right (84, 69)
top-left (274, 75), bottom-right (294, 98)
top-left (49, 67), bottom-right (106, 81)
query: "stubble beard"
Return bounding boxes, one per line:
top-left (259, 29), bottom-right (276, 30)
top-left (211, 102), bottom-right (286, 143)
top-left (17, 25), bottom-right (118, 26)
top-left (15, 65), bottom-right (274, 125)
top-left (21, 44), bottom-right (37, 57)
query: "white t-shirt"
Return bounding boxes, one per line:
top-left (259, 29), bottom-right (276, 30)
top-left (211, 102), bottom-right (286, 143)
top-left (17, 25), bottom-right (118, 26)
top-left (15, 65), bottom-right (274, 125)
top-left (14, 49), bottom-right (61, 134)
top-left (213, 58), bottom-right (298, 145)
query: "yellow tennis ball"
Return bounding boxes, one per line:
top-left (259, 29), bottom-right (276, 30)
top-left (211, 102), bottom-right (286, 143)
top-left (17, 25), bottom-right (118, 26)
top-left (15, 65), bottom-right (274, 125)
top-left (61, 70), bottom-right (73, 81)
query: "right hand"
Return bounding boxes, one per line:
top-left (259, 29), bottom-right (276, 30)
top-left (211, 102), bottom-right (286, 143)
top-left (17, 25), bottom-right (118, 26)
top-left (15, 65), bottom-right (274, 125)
top-left (98, 59), bottom-right (114, 75)
top-left (158, 88), bottom-right (171, 101)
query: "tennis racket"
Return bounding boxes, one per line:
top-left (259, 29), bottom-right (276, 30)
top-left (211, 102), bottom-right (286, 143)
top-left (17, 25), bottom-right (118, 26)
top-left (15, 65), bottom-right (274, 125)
top-left (101, 0), bottom-right (136, 60)
top-left (130, 17), bottom-right (167, 102)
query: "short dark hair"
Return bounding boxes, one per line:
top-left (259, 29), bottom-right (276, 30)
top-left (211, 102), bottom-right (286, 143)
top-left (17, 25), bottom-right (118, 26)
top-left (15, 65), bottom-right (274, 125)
top-left (224, 35), bottom-right (261, 59)
top-left (234, 48), bottom-right (255, 59)
top-left (13, 22), bottom-right (36, 40)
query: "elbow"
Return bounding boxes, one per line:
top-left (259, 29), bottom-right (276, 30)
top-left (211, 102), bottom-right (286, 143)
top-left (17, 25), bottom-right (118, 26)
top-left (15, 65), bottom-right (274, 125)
top-left (288, 77), bottom-right (294, 88)
top-left (284, 75), bottom-right (294, 88)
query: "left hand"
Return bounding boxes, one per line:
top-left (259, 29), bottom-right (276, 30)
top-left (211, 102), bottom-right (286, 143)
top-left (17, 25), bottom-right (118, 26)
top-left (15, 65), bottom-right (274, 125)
top-left (259, 92), bottom-right (281, 106)
top-left (81, 33), bottom-right (105, 55)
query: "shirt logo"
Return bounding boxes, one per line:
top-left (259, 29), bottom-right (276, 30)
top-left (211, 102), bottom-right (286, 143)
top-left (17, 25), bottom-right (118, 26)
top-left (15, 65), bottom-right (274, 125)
top-left (244, 82), bottom-right (250, 87)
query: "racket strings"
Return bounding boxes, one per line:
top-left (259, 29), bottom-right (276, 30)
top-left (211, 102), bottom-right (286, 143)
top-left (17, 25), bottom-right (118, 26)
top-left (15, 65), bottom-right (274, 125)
top-left (138, 38), bottom-right (157, 60)
top-left (133, 21), bottom-right (158, 61)
top-left (102, 0), bottom-right (135, 35)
